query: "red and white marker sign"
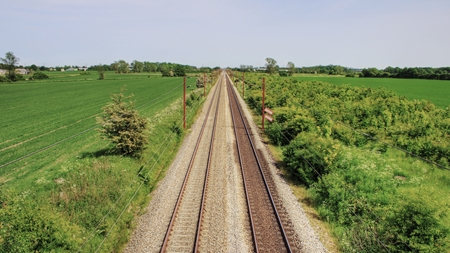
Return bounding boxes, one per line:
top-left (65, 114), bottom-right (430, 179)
top-left (264, 115), bottom-right (273, 122)
top-left (264, 107), bottom-right (273, 115)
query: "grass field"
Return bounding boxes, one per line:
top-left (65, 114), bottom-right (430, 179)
top-left (292, 74), bottom-right (450, 108)
top-left (0, 71), bottom-right (196, 190)
top-left (0, 71), bottom-right (206, 252)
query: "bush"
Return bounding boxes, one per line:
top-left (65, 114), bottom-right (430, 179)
top-left (345, 73), bottom-right (355, 77)
top-left (283, 132), bottom-right (341, 186)
top-left (97, 89), bottom-right (149, 157)
top-left (0, 75), bottom-right (9, 82)
top-left (384, 200), bottom-right (449, 252)
top-left (0, 191), bottom-right (80, 252)
top-left (31, 72), bottom-right (49, 80)
top-left (279, 70), bottom-right (288, 76)
top-left (8, 73), bottom-right (24, 82)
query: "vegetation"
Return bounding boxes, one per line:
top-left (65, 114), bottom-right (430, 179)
top-left (293, 75), bottom-right (450, 109)
top-left (0, 51), bottom-right (20, 81)
top-left (237, 73), bottom-right (450, 252)
top-left (287, 62), bottom-right (295, 76)
top-left (97, 89), bottom-right (149, 157)
top-left (265, 57), bottom-right (278, 74)
top-left (0, 72), bottom-right (204, 252)
top-left (30, 72), bottom-right (49, 80)
top-left (361, 66), bottom-right (450, 80)
top-left (298, 65), bottom-right (355, 75)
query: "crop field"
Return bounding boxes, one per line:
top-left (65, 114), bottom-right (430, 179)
top-left (0, 71), bottom-right (198, 188)
top-left (293, 75), bottom-right (450, 108)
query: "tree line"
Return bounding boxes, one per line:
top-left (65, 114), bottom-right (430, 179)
top-left (361, 66), bottom-right (450, 80)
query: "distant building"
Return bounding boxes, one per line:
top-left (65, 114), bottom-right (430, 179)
top-left (0, 69), bottom-right (6, 75)
top-left (66, 68), bottom-right (78, 71)
top-left (15, 68), bottom-right (30, 75)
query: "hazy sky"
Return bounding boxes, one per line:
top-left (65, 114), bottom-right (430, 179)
top-left (2, 0), bottom-right (449, 69)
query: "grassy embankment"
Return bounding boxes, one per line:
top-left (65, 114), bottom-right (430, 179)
top-left (0, 71), bottom-right (210, 252)
top-left (233, 73), bottom-right (450, 252)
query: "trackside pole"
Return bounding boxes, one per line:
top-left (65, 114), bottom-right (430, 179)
top-left (262, 77), bottom-right (265, 132)
top-left (242, 71), bottom-right (245, 98)
top-left (183, 75), bottom-right (186, 129)
top-left (204, 72), bottom-right (206, 97)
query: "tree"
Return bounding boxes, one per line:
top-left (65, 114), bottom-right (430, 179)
top-left (132, 60), bottom-right (144, 73)
top-left (143, 62), bottom-right (157, 72)
top-left (97, 65), bottom-right (105, 80)
top-left (287, 62), bottom-right (295, 76)
top-left (97, 89), bottom-right (148, 157)
top-left (111, 61), bottom-right (119, 73)
top-left (0, 52), bottom-right (20, 80)
top-left (174, 64), bottom-right (185, 77)
top-left (117, 60), bottom-right (129, 74)
top-left (265, 58), bottom-right (278, 74)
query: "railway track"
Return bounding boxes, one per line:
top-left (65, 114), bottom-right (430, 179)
top-left (159, 73), bottom-right (223, 252)
top-left (226, 74), bottom-right (299, 253)
top-left (158, 72), bottom-right (299, 253)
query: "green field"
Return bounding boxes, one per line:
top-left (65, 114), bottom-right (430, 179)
top-left (0, 71), bottom-right (196, 189)
top-left (293, 74), bottom-right (450, 108)
top-left (0, 71), bottom-right (205, 252)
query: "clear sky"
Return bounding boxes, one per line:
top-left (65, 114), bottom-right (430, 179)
top-left (2, 0), bottom-right (449, 69)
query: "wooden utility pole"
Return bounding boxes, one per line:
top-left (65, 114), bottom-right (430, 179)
top-left (203, 72), bottom-right (206, 97)
top-left (242, 71), bottom-right (245, 98)
top-left (183, 75), bottom-right (186, 129)
top-left (262, 77), bottom-right (265, 132)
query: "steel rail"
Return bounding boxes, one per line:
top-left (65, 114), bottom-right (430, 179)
top-left (194, 73), bottom-right (223, 252)
top-left (159, 74), bottom-right (222, 253)
top-left (225, 74), bottom-right (293, 252)
top-left (226, 76), bottom-right (259, 253)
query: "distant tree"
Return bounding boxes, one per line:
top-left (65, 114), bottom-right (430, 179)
top-left (97, 88), bottom-right (148, 157)
top-left (287, 62), bottom-right (295, 76)
top-left (30, 64), bottom-right (38, 71)
top-left (361, 68), bottom-right (380, 78)
top-left (279, 70), bottom-right (288, 76)
top-left (0, 52), bottom-right (20, 81)
top-left (265, 58), bottom-right (278, 74)
top-left (174, 64), bottom-right (185, 77)
top-left (117, 60), bottom-right (129, 74)
top-left (132, 60), bottom-right (144, 73)
top-left (111, 62), bottom-right (119, 73)
top-left (143, 62), bottom-right (157, 72)
top-left (97, 65), bottom-right (105, 80)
